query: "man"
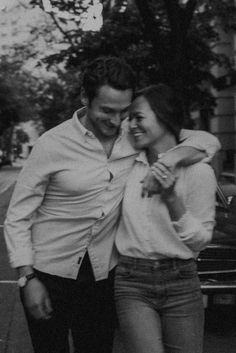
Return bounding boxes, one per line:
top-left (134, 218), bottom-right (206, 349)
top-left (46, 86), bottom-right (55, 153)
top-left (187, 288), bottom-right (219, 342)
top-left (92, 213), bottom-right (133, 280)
top-left (4, 56), bottom-right (220, 353)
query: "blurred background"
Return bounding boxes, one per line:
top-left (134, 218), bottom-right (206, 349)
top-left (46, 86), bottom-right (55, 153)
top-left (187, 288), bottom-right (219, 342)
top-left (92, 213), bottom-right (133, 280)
top-left (0, 1), bottom-right (236, 352)
top-left (0, 0), bottom-right (236, 177)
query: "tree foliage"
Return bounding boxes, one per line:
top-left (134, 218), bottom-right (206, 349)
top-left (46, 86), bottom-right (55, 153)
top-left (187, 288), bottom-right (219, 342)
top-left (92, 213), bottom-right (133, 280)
top-left (29, 0), bottom-right (236, 128)
top-left (0, 81), bottom-right (20, 135)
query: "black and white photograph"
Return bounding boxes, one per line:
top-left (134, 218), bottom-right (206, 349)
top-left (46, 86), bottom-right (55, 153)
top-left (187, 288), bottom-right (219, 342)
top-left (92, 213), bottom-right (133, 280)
top-left (0, 1), bottom-right (236, 352)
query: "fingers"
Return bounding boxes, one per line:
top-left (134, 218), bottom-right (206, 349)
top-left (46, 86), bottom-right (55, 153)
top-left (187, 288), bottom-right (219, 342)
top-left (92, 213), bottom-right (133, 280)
top-left (44, 296), bottom-right (53, 319)
top-left (151, 163), bottom-right (175, 187)
top-left (141, 172), bottom-right (161, 198)
top-left (141, 162), bottom-right (176, 198)
top-left (151, 161), bottom-right (172, 177)
top-left (23, 279), bottom-right (53, 321)
top-left (28, 297), bottom-right (53, 320)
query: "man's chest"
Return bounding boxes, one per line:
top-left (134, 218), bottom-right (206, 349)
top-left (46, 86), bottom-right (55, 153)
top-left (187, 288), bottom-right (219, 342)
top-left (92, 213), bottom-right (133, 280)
top-left (47, 148), bottom-right (136, 196)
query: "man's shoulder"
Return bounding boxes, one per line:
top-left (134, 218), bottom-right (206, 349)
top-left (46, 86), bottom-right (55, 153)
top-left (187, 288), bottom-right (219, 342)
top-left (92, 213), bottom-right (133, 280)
top-left (45, 119), bottom-right (73, 136)
top-left (38, 118), bottom-right (74, 143)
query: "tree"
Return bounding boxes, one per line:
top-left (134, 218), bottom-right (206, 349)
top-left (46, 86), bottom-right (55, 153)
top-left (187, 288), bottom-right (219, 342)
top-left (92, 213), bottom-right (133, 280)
top-left (34, 70), bottom-right (82, 130)
top-left (0, 80), bottom-right (20, 135)
top-left (29, 0), bottom-right (236, 128)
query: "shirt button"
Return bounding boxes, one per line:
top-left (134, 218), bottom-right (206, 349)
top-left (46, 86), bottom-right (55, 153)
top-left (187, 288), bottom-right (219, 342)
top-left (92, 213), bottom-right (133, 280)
top-left (109, 171), bottom-right (113, 182)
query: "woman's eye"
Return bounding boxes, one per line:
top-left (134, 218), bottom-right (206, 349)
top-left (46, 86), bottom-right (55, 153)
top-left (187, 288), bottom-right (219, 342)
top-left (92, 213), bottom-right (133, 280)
top-left (128, 115), bottom-right (143, 123)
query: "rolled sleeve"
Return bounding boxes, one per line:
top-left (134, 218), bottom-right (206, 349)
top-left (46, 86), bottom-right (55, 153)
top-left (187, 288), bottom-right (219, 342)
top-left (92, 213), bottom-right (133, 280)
top-left (173, 211), bottom-right (215, 252)
top-left (179, 129), bottom-right (221, 162)
top-left (173, 163), bottom-right (217, 252)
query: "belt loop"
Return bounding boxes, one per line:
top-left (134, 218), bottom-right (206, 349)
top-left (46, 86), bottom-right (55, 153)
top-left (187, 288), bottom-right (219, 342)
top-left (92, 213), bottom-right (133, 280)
top-left (173, 258), bottom-right (177, 270)
top-left (133, 257), bottom-right (137, 270)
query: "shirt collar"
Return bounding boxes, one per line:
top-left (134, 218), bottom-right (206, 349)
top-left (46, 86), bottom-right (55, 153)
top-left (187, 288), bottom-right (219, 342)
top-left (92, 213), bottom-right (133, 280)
top-left (72, 107), bottom-right (96, 140)
top-left (135, 151), bottom-right (149, 165)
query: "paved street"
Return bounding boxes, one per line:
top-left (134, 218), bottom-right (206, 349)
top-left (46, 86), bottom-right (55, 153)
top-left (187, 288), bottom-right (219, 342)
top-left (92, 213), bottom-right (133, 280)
top-left (0, 166), bottom-right (33, 353)
top-left (1, 166), bottom-right (236, 352)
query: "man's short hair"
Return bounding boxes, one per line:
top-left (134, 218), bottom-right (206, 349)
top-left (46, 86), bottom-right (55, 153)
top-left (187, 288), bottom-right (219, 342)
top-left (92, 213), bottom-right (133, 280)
top-left (82, 56), bottom-right (136, 102)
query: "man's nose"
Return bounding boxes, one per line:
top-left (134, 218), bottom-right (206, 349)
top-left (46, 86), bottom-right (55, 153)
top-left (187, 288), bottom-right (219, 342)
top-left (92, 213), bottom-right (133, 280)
top-left (110, 114), bottom-right (121, 126)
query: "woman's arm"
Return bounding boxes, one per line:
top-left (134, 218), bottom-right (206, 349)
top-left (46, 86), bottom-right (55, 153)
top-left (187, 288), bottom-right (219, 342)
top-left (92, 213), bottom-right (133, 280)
top-left (151, 162), bottom-right (217, 252)
top-left (141, 130), bottom-right (220, 197)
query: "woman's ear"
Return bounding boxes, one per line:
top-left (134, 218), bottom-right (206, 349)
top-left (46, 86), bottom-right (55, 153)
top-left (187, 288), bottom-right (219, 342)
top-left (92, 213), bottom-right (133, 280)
top-left (80, 89), bottom-right (89, 106)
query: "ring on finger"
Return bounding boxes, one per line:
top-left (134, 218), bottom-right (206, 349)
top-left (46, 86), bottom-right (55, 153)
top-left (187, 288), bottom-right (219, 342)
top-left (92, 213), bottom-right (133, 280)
top-left (162, 174), bottom-right (168, 179)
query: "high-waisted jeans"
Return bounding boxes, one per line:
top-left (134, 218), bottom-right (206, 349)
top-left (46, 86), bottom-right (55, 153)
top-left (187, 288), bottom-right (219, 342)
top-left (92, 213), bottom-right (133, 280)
top-left (115, 255), bottom-right (204, 353)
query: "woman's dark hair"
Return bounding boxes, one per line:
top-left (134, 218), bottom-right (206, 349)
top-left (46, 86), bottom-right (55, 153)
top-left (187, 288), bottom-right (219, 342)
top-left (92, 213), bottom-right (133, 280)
top-left (82, 56), bottom-right (136, 103)
top-left (134, 84), bottom-right (184, 141)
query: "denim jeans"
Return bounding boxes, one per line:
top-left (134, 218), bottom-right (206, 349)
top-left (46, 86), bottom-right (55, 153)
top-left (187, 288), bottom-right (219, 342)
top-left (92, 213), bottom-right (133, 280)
top-left (115, 256), bottom-right (204, 353)
top-left (20, 253), bottom-right (117, 353)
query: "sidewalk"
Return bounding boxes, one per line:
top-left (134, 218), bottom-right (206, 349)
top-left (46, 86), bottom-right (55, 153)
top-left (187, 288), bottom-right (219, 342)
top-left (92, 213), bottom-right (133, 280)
top-left (0, 286), bottom-right (125, 353)
top-left (0, 284), bottom-right (33, 353)
top-left (0, 285), bottom-right (125, 353)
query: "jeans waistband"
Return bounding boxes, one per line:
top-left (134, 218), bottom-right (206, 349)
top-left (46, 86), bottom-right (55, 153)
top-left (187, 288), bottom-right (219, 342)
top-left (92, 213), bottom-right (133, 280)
top-left (119, 255), bottom-right (194, 270)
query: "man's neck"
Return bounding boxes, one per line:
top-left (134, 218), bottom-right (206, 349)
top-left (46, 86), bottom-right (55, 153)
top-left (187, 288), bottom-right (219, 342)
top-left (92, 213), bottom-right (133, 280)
top-left (79, 113), bottom-right (118, 158)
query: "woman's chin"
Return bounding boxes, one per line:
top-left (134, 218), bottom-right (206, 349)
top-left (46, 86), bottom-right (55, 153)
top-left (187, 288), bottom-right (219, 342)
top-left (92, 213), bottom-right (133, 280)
top-left (133, 140), bottom-right (146, 150)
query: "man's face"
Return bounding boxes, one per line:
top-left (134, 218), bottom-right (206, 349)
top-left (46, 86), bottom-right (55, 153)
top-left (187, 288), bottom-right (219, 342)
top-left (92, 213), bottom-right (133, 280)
top-left (85, 85), bottom-right (133, 140)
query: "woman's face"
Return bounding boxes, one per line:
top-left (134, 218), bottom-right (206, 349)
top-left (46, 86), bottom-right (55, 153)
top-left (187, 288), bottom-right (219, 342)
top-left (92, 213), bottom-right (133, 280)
top-left (129, 95), bottom-right (166, 150)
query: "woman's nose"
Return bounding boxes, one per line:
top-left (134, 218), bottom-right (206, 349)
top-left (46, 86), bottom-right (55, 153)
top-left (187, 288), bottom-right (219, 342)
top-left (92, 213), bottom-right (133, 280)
top-left (129, 118), bottom-right (137, 129)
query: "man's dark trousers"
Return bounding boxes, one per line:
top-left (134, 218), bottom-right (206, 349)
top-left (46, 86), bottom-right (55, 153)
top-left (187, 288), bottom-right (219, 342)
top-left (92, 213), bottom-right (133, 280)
top-left (20, 253), bottom-right (117, 353)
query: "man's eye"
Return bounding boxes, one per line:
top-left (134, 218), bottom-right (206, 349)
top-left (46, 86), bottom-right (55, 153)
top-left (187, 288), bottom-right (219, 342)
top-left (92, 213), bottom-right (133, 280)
top-left (121, 112), bottom-right (128, 120)
top-left (102, 108), bottom-right (112, 114)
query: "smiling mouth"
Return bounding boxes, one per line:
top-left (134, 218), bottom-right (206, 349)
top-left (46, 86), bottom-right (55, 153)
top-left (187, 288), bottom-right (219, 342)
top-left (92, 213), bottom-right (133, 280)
top-left (132, 131), bottom-right (144, 138)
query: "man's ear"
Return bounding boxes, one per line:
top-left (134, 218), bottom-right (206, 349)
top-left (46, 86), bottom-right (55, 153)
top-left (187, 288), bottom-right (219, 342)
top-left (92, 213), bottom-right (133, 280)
top-left (80, 89), bottom-right (89, 106)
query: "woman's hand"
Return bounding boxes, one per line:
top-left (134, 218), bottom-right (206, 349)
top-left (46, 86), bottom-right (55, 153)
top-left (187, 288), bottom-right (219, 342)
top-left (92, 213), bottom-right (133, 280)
top-left (141, 170), bottom-right (161, 198)
top-left (150, 161), bottom-right (186, 221)
top-left (150, 161), bottom-right (177, 201)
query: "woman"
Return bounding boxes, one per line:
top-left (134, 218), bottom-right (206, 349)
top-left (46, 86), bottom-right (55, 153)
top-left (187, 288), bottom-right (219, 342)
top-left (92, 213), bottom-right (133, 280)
top-left (114, 84), bottom-right (216, 353)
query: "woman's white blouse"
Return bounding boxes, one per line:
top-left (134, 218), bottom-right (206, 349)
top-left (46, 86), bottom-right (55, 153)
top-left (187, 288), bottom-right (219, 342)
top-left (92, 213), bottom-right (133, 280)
top-left (115, 151), bottom-right (217, 260)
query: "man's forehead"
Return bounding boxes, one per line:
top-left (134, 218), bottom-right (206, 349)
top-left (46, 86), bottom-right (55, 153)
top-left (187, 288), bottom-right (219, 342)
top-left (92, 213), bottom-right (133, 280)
top-left (96, 85), bottom-right (133, 98)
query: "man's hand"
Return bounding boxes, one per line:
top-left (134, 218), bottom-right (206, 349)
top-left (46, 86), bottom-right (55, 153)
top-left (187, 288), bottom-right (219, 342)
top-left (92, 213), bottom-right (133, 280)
top-left (21, 278), bottom-right (53, 320)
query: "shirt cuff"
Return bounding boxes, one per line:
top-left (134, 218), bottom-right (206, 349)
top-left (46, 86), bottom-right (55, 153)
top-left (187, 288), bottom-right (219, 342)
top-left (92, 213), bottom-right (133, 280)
top-left (9, 249), bottom-right (34, 268)
top-left (172, 211), bottom-right (200, 236)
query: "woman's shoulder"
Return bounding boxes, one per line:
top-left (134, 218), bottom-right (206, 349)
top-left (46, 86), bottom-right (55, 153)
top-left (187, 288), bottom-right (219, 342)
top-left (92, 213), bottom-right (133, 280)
top-left (182, 162), bottom-right (217, 186)
top-left (186, 162), bottom-right (214, 174)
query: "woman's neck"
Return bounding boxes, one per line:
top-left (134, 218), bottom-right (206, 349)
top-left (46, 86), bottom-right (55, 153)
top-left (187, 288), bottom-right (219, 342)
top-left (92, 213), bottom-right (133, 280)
top-left (146, 135), bottom-right (177, 164)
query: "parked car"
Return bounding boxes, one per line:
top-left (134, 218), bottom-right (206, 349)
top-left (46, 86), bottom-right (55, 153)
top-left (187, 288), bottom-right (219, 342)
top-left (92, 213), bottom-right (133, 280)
top-left (197, 183), bottom-right (236, 329)
top-left (0, 150), bottom-right (3, 165)
top-left (0, 150), bottom-right (11, 168)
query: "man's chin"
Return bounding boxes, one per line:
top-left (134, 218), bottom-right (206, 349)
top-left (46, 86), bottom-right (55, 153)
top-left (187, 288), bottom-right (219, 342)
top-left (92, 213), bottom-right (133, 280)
top-left (102, 128), bottom-right (119, 137)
